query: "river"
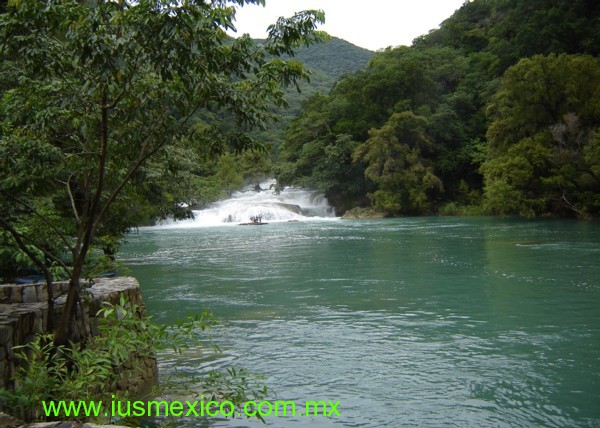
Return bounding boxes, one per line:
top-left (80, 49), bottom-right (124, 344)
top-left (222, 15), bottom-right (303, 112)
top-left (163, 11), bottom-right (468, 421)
top-left (120, 216), bottom-right (600, 427)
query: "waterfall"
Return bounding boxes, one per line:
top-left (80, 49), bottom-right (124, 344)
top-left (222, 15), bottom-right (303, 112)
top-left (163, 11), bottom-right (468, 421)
top-left (158, 180), bottom-right (336, 227)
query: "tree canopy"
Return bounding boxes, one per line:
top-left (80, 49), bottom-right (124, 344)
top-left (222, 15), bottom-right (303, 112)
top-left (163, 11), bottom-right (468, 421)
top-left (274, 0), bottom-right (600, 219)
top-left (0, 0), bottom-right (324, 341)
top-left (482, 54), bottom-right (600, 217)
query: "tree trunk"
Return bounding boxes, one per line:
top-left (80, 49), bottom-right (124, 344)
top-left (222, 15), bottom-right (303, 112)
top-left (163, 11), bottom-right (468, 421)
top-left (53, 245), bottom-right (89, 346)
top-left (53, 265), bottom-right (81, 346)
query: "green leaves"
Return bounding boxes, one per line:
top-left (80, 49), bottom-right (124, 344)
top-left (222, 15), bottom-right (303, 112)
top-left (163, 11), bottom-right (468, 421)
top-left (482, 54), bottom-right (600, 217)
top-left (266, 10), bottom-right (326, 57)
top-left (0, 0), bottom-right (324, 300)
top-left (274, 43), bottom-right (487, 214)
top-left (353, 112), bottom-right (443, 215)
top-left (1, 295), bottom-right (237, 423)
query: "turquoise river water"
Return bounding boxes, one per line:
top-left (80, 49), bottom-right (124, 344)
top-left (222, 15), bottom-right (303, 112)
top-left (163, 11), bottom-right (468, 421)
top-left (120, 217), bottom-right (600, 427)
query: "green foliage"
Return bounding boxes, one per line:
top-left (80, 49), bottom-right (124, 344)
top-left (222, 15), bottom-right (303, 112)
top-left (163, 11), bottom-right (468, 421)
top-left (0, 334), bottom-right (70, 421)
top-left (0, 0), bottom-right (325, 340)
top-left (249, 37), bottom-right (374, 153)
top-left (293, 37), bottom-right (374, 80)
top-left (438, 201), bottom-right (484, 216)
top-left (0, 296), bottom-right (155, 422)
top-left (482, 54), bottom-right (600, 218)
top-left (274, 43), bottom-right (487, 214)
top-left (0, 296), bottom-right (265, 425)
top-left (239, 150), bottom-right (272, 187)
top-left (353, 112), bottom-right (443, 214)
top-left (274, 0), bottom-right (600, 218)
top-left (201, 368), bottom-right (268, 422)
top-left (274, 92), bottom-right (369, 210)
top-left (415, 0), bottom-right (600, 62)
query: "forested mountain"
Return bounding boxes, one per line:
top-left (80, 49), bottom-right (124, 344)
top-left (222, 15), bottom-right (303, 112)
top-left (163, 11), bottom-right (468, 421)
top-left (294, 36), bottom-right (375, 80)
top-left (251, 37), bottom-right (374, 149)
top-left (124, 37), bottom-right (373, 217)
top-left (274, 0), bottom-right (600, 218)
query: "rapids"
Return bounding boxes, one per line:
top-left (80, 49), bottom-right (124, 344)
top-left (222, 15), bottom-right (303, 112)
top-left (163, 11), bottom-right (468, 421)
top-left (159, 180), bottom-right (336, 227)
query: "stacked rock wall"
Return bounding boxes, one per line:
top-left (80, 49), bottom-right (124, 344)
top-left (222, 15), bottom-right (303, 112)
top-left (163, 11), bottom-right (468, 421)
top-left (0, 277), bottom-right (156, 392)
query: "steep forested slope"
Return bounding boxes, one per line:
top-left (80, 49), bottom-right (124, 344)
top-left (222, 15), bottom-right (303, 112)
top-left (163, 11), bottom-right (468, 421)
top-left (136, 36), bottom-right (374, 212)
top-left (275, 0), bottom-right (600, 218)
top-left (294, 36), bottom-right (375, 79)
top-left (252, 37), bottom-right (374, 149)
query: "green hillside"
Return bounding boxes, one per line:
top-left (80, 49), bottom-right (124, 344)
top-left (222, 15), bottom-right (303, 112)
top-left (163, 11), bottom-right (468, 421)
top-left (252, 37), bottom-right (374, 150)
top-left (294, 36), bottom-right (375, 80)
top-left (274, 0), bottom-right (600, 219)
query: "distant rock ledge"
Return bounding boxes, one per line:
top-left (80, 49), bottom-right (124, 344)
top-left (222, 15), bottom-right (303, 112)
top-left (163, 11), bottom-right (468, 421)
top-left (341, 207), bottom-right (387, 219)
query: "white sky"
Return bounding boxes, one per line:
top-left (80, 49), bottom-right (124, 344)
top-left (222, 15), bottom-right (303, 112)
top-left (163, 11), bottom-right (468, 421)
top-left (229, 0), bottom-right (467, 51)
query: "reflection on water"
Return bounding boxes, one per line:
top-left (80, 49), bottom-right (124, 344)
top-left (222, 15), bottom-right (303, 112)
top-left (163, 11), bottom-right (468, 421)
top-left (121, 217), bottom-right (600, 427)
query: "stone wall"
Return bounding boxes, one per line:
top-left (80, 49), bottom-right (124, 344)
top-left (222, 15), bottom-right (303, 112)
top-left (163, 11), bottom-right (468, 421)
top-left (0, 277), bottom-right (157, 392)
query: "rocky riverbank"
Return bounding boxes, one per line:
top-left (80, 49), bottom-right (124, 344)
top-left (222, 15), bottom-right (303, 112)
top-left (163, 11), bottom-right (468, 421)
top-left (0, 277), bottom-right (157, 393)
top-left (341, 207), bottom-right (387, 219)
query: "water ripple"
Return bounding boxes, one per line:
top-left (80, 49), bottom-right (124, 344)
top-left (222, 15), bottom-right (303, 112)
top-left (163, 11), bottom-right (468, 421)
top-left (122, 217), bottom-right (600, 427)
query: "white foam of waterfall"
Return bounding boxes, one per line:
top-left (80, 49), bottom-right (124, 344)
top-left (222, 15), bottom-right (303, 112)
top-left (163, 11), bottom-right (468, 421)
top-left (158, 180), bottom-right (337, 228)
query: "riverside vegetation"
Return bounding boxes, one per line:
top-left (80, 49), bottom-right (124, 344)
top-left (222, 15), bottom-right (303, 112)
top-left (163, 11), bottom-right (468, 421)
top-left (274, 0), bottom-right (600, 218)
top-left (1, 0), bottom-right (599, 424)
top-left (0, 0), bottom-right (320, 424)
top-left (0, 295), bottom-right (268, 425)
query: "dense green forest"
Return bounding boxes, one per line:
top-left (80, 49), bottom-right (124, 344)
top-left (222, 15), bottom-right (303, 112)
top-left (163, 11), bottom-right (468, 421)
top-left (0, 0), bottom-right (327, 338)
top-left (136, 36), bottom-right (374, 214)
top-left (126, 36), bottom-right (374, 215)
top-left (2, 0), bottom-right (600, 285)
top-left (248, 37), bottom-right (374, 157)
top-left (274, 0), bottom-right (600, 218)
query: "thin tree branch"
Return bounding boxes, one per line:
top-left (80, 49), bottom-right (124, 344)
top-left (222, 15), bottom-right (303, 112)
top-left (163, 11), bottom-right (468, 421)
top-left (0, 216), bottom-right (57, 330)
top-left (0, 215), bottom-right (72, 274)
top-left (93, 112), bottom-right (172, 228)
top-left (561, 190), bottom-right (584, 216)
top-left (56, 173), bottom-right (81, 226)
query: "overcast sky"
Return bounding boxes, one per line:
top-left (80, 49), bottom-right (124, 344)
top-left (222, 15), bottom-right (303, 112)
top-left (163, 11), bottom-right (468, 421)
top-left (229, 0), bottom-right (467, 51)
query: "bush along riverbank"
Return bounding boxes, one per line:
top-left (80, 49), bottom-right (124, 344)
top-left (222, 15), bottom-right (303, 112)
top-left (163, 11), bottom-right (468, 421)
top-left (0, 277), bottom-right (268, 427)
top-left (0, 278), bottom-right (154, 393)
top-left (0, 277), bottom-right (157, 424)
